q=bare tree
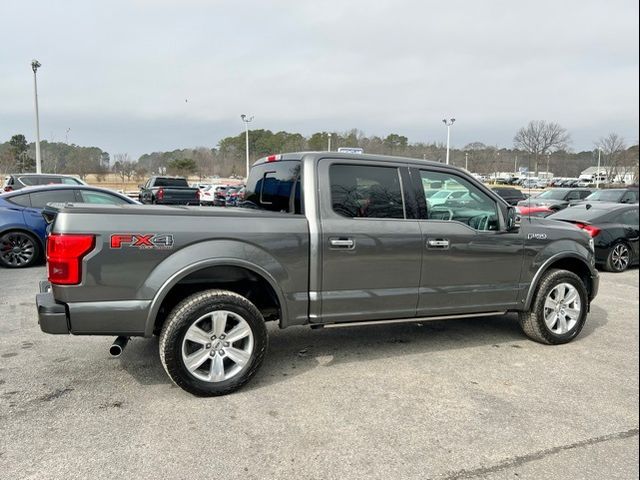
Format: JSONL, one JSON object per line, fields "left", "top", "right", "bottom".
{"left": 596, "top": 133, "right": 626, "bottom": 182}
{"left": 514, "top": 121, "right": 571, "bottom": 175}
{"left": 112, "top": 153, "right": 136, "bottom": 185}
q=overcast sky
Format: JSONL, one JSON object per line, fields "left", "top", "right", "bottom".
{"left": 1, "top": 0, "right": 638, "bottom": 158}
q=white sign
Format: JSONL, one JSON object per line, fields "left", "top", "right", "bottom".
{"left": 337, "top": 147, "right": 364, "bottom": 154}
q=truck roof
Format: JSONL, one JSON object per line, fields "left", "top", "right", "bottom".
{"left": 253, "top": 151, "right": 461, "bottom": 171}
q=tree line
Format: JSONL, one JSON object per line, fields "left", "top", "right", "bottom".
{"left": 1, "top": 121, "right": 637, "bottom": 182}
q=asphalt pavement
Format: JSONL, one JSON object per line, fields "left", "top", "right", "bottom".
{"left": 0, "top": 266, "right": 638, "bottom": 479}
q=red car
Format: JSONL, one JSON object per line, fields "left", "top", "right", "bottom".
{"left": 517, "top": 205, "right": 553, "bottom": 218}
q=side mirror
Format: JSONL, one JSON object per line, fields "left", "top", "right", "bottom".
{"left": 506, "top": 206, "right": 520, "bottom": 231}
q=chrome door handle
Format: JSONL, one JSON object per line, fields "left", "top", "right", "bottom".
{"left": 329, "top": 238, "right": 355, "bottom": 249}
{"left": 427, "top": 239, "right": 450, "bottom": 249}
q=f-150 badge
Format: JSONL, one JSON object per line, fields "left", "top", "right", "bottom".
{"left": 110, "top": 234, "right": 174, "bottom": 249}
{"left": 527, "top": 233, "right": 548, "bottom": 240}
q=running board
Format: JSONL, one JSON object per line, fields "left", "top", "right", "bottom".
{"left": 321, "top": 311, "right": 507, "bottom": 329}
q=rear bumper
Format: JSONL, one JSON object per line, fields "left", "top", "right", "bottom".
{"left": 36, "top": 281, "right": 70, "bottom": 334}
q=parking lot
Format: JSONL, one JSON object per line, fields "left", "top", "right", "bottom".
{"left": 0, "top": 266, "right": 638, "bottom": 479}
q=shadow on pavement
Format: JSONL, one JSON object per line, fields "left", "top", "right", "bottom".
{"left": 118, "top": 306, "right": 608, "bottom": 390}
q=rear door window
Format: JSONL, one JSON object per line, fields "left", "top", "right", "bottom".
{"left": 330, "top": 164, "right": 405, "bottom": 219}
{"left": 29, "top": 189, "right": 77, "bottom": 208}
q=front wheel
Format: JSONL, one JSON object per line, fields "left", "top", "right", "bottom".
{"left": 519, "top": 268, "right": 588, "bottom": 345}
{"left": 159, "top": 290, "right": 268, "bottom": 396}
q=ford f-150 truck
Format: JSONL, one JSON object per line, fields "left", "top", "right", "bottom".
{"left": 36, "top": 152, "right": 599, "bottom": 396}
{"left": 138, "top": 176, "right": 200, "bottom": 205}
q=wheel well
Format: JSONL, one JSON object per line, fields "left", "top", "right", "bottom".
{"left": 153, "top": 265, "right": 281, "bottom": 335}
{"left": 546, "top": 257, "right": 593, "bottom": 296}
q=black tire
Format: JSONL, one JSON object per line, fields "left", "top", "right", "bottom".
{"left": 519, "top": 268, "right": 588, "bottom": 345}
{"left": 0, "top": 231, "right": 41, "bottom": 268}
{"left": 159, "top": 289, "right": 268, "bottom": 396}
{"left": 604, "top": 241, "right": 631, "bottom": 273}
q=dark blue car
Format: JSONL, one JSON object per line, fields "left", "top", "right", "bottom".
{"left": 0, "top": 184, "right": 137, "bottom": 268}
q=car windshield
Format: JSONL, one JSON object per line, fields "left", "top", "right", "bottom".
{"left": 538, "top": 189, "right": 569, "bottom": 200}
{"left": 585, "top": 190, "right": 623, "bottom": 202}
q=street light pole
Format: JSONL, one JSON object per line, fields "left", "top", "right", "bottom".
{"left": 327, "top": 133, "right": 332, "bottom": 152}
{"left": 240, "top": 114, "right": 254, "bottom": 179}
{"left": 465, "top": 152, "right": 468, "bottom": 170}
{"left": 442, "top": 118, "right": 455, "bottom": 165}
{"left": 596, "top": 149, "right": 601, "bottom": 189}
{"left": 32, "top": 59, "right": 42, "bottom": 173}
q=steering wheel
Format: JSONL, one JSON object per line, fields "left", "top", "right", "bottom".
{"left": 430, "top": 207, "right": 454, "bottom": 221}
{"left": 470, "top": 214, "right": 490, "bottom": 231}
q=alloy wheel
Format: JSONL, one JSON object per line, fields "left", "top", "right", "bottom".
{"left": 543, "top": 282, "right": 582, "bottom": 335}
{"left": 611, "top": 244, "right": 630, "bottom": 272}
{"left": 181, "top": 310, "right": 254, "bottom": 383}
{"left": 0, "top": 233, "right": 36, "bottom": 267}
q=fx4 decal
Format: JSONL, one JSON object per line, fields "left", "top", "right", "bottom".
{"left": 110, "top": 234, "right": 174, "bottom": 249}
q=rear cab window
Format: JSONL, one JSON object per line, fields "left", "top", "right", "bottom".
{"left": 242, "top": 161, "right": 302, "bottom": 213}
{"left": 154, "top": 178, "right": 189, "bottom": 187}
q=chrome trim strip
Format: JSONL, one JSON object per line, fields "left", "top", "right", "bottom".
{"left": 322, "top": 311, "right": 506, "bottom": 328}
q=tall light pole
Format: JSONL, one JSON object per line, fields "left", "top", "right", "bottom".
{"left": 442, "top": 118, "right": 455, "bottom": 165}
{"left": 327, "top": 132, "right": 332, "bottom": 152}
{"left": 464, "top": 152, "right": 468, "bottom": 170}
{"left": 240, "top": 114, "right": 254, "bottom": 179}
{"left": 32, "top": 59, "right": 42, "bottom": 173}
{"left": 596, "top": 148, "right": 601, "bottom": 189}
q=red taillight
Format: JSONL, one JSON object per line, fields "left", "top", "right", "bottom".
{"left": 156, "top": 188, "right": 164, "bottom": 201}
{"left": 3, "top": 186, "right": 12, "bottom": 192}
{"left": 196, "top": 189, "right": 201, "bottom": 200}
{"left": 575, "top": 223, "right": 601, "bottom": 238}
{"left": 47, "top": 234, "right": 95, "bottom": 285}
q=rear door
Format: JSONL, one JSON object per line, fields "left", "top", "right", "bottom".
{"left": 414, "top": 167, "right": 524, "bottom": 316}
{"left": 318, "top": 159, "right": 422, "bottom": 323}
{"left": 618, "top": 208, "right": 640, "bottom": 260}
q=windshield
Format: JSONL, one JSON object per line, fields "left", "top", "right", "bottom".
{"left": 538, "top": 189, "right": 569, "bottom": 200}
{"left": 585, "top": 190, "right": 623, "bottom": 202}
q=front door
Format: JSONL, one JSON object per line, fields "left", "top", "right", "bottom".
{"left": 415, "top": 168, "right": 524, "bottom": 316}
{"left": 318, "top": 160, "right": 422, "bottom": 323}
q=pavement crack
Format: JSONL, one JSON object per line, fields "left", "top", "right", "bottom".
{"left": 436, "top": 427, "right": 639, "bottom": 480}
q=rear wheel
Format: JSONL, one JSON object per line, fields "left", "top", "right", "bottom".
{"left": 519, "top": 269, "right": 588, "bottom": 344}
{"left": 605, "top": 242, "right": 631, "bottom": 272}
{"left": 0, "top": 231, "right": 40, "bottom": 268}
{"left": 159, "top": 290, "right": 268, "bottom": 396}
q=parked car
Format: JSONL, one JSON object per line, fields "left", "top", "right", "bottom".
{"left": 428, "top": 189, "right": 467, "bottom": 206}
{"left": 199, "top": 185, "right": 217, "bottom": 206}
{"left": 224, "top": 186, "right": 246, "bottom": 207}
{"left": 535, "top": 179, "right": 549, "bottom": 189}
{"left": 139, "top": 177, "right": 200, "bottom": 205}
{"left": 0, "top": 185, "right": 137, "bottom": 268}
{"left": 549, "top": 203, "right": 639, "bottom": 272}
{"left": 37, "top": 152, "right": 599, "bottom": 396}
{"left": 3, "top": 173, "right": 86, "bottom": 192}
{"left": 491, "top": 187, "right": 527, "bottom": 206}
{"left": 521, "top": 178, "right": 539, "bottom": 189}
{"left": 569, "top": 187, "right": 639, "bottom": 206}
{"left": 518, "top": 188, "right": 593, "bottom": 211}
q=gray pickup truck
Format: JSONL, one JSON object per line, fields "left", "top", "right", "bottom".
{"left": 36, "top": 152, "right": 599, "bottom": 396}
{"left": 138, "top": 176, "right": 200, "bottom": 205}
